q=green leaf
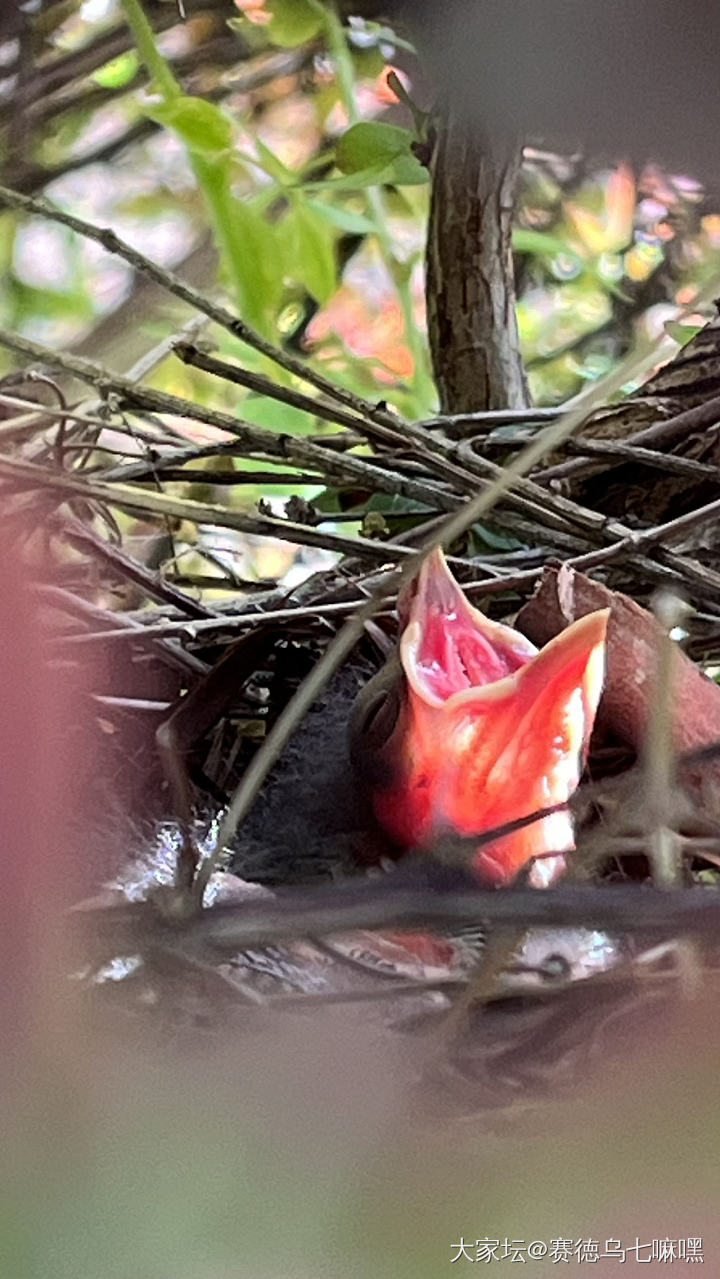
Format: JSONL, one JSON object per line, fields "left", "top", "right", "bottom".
{"left": 468, "top": 523, "right": 524, "bottom": 553}
{"left": 147, "top": 96, "right": 232, "bottom": 157}
{"left": 311, "top": 162, "right": 428, "bottom": 192}
{"left": 266, "top": 0, "right": 324, "bottom": 46}
{"left": 223, "top": 196, "right": 285, "bottom": 332}
{"left": 304, "top": 199, "right": 376, "bottom": 235}
{"left": 93, "top": 50, "right": 139, "bottom": 89}
{"left": 254, "top": 138, "right": 294, "bottom": 184}
{"left": 665, "top": 321, "right": 704, "bottom": 347}
{"left": 311, "top": 486, "right": 342, "bottom": 514}
{"left": 242, "top": 397, "right": 315, "bottom": 435}
{"left": 355, "top": 491, "right": 435, "bottom": 535}
{"left": 513, "top": 228, "right": 577, "bottom": 257}
{"left": 286, "top": 202, "right": 336, "bottom": 304}
{"left": 335, "top": 122, "right": 427, "bottom": 185}
{"left": 366, "top": 492, "right": 430, "bottom": 515}
{"left": 304, "top": 166, "right": 395, "bottom": 193}
{"left": 336, "top": 122, "right": 407, "bottom": 173}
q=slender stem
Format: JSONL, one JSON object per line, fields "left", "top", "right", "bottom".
{"left": 0, "top": 452, "right": 417, "bottom": 564}
{"left": 120, "top": 0, "right": 258, "bottom": 323}
{"left": 644, "top": 591, "right": 685, "bottom": 887}
{"left": 323, "top": 4, "right": 434, "bottom": 413}
{"left": 120, "top": 0, "right": 179, "bottom": 100}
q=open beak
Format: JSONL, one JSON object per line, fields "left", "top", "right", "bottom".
{"left": 363, "top": 549, "right": 608, "bottom": 886}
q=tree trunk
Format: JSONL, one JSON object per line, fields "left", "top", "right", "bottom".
{"left": 425, "top": 104, "right": 528, "bottom": 414}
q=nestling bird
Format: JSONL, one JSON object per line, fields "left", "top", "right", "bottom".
{"left": 80, "top": 554, "right": 615, "bottom": 1005}
{"left": 350, "top": 549, "right": 609, "bottom": 886}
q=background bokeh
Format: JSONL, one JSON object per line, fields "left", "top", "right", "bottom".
{"left": 2, "top": 3, "right": 720, "bottom": 1275}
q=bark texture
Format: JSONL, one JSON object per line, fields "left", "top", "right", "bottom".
{"left": 425, "top": 105, "right": 528, "bottom": 413}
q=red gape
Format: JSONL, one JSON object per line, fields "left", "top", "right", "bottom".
{"left": 366, "top": 550, "right": 608, "bottom": 887}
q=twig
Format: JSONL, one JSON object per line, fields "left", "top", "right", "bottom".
{"left": 0, "top": 392, "right": 135, "bottom": 439}
{"left": 76, "top": 872, "right": 720, "bottom": 960}
{"left": 0, "top": 184, "right": 409, "bottom": 429}
{"left": 643, "top": 591, "right": 687, "bottom": 886}
{"left": 60, "top": 517, "right": 217, "bottom": 620}
{"left": 0, "top": 453, "right": 418, "bottom": 564}
{"left": 142, "top": 468, "right": 326, "bottom": 486}
{"left": 34, "top": 581, "right": 209, "bottom": 677}
{"left": 562, "top": 435, "right": 720, "bottom": 482}
{"left": 0, "top": 326, "right": 459, "bottom": 514}
{"left": 55, "top": 599, "right": 365, "bottom": 646}
{"left": 416, "top": 406, "right": 560, "bottom": 437}
{"left": 172, "top": 340, "right": 410, "bottom": 447}
{"left": 534, "top": 393, "right": 720, "bottom": 483}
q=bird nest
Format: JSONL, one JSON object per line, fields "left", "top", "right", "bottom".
{"left": 4, "top": 195, "right": 720, "bottom": 1116}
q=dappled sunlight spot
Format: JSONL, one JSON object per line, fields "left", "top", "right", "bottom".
{"left": 701, "top": 213, "right": 720, "bottom": 247}
{"left": 256, "top": 94, "right": 320, "bottom": 170}
{"left": 306, "top": 236, "right": 424, "bottom": 383}
{"left": 639, "top": 301, "right": 682, "bottom": 337}
{"left": 528, "top": 360, "right": 585, "bottom": 406}
{"left": 308, "top": 284, "right": 414, "bottom": 381}
{"left": 159, "top": 412, "right": 235, "bottom": 446}
{"left": 518, "top": 281, "right": 611, "bottom": 365}
{"left": 565, "top": 163, "right": 636, "bottom": 256}
{"left": 624, "top": 240, "right": 664, "bottom": 282}
{"left": 233, "top": 0, "right": 270, "bottom": 24}
{"left": 187, "top": 527, "right": 338, "bottom": 589}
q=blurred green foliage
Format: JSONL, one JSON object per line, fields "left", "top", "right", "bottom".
{"left": 4, "top": 0, "right": 719, "bottom": 418}
{"left": 3, "top": 997, "right": 720, "bottom": 1279}
{"left": 1, "top": 0, "right": 720, "bottom": 552}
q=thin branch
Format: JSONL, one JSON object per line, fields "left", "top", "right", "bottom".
{"left": 563, "top": 435, "right": 720, "bottom": 482}
{"left": 534, "top": 393, "right": 720, "bottom": 484}
{"left": 55, "top": 599, "right": 366, "bottom": 647}
{"left": 76, "top": 871, "right": 720, "bottom": 960}
{"left": 172, "top": 339, "right": 410, "bottom": 447}
{"left": 416, "top": 406, "right": 560, "bottom": 438}
{"left": 60, "top": 517, "right": 218, "bottom": 620}
{"left": 0, "top": 184, "right": 408, "bottom": 429}
{"left": 0, "top": 327, "right": 459, "bottom": 512}
{"left": 34, "top": 581, "right": 209, "bottom": 677}
{"left": 0, "top": 454, "right": 417, "bottom": 564}
{"left": 143, "top": 468, "right": 326, "bottom": 486}
{"left": 0, "top": 392, "right": 135, "bottom": 439}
